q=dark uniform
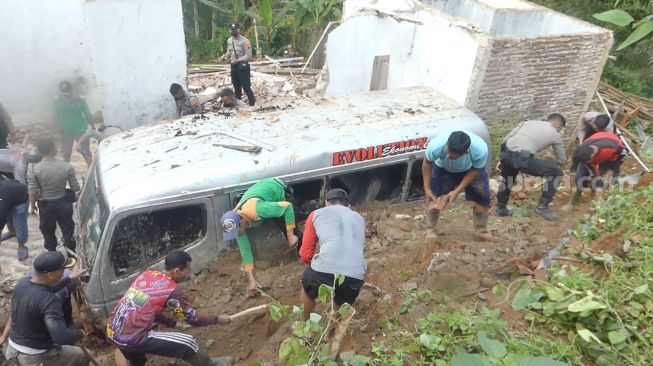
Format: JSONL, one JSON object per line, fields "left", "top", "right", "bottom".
{"left": 225, "top": 34, "right": 255, "bottom": 106}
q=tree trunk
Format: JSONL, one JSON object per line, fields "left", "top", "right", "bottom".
{"left": 193, "top": 0, "right": 200, "bottom": 38}
{"left": 244, "top": 0, "right": 253, "bottom": 30}
{"left": 211, "top": 9, "right": 217, "bottom": 39}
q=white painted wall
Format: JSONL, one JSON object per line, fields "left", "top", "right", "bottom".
{"left": 0, "top": 0, "right": 186, "bottom": 128}
{"left": 0, "top": 0, "right": 99, "bottom": 125}
{"left": 83, "top": 0, "right": 187, "bottom": 127}
{"left": 325, "top": 14, "right": 479, "bottom": 106}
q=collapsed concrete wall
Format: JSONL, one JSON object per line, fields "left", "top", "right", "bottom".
{"left": 0, "top": 0, "right": 186, "bottom": 129}
{"left": 327, "top": 0, "right": 613, "bottom": 133}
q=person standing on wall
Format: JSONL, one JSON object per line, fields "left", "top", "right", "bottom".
{"left": 27, "top": 138, "right": 80, "bottom": 253}
{"left": 54, "top": 81, "right": 94, "bottom": 162}
{"left": 220, "top": 23, "right": 256, "bottom": 106}
{"left": 0, "top": 102, "right": 15, "bottom": 149}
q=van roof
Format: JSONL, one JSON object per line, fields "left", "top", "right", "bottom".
{"left": 96, "top": 86, "right": 489, "bottom": 211}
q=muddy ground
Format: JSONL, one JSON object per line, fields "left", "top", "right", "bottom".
{"left": 75, "top": 185, "right": 597, "bottom": 365}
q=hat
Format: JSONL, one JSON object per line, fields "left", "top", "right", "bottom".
{"left": 229, "top": 23, "right": 239, "bottom": 29}
{"left": 325, "top": 188, "right": 349, "bottom": 203}
{"left": 33, "top": 251, "right": 76, "bottom": 273}
{"left": 220, "top": 211, "right": 241, "bottom": 241}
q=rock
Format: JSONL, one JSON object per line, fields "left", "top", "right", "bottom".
{"left": 359, "top": 324, "right": 369, "bottom": 332}
{"left": 255, "top": 260, "right": 271, "bottom": 270}
{"left": 399, "top": 221, "right": 412, "bottom": 232}
{"left": 206, "top": 338, "right": 216, "bottom": 348}
{"left": 459, "top": 254, "right": 476, "bottom": 264}
{"left": 395, "top": 214, "right": 412, "bottom": 220}
{"left": 414, "top": 214, "right": 424, "bottom": 222}
{"left": 402, "top": 281, "right": 418, "bottom": 292}
{"left": 356, "top": 290, "right": 376, "bottom": 307}
{"left": 382, "top": 294, "right": 392, "bottom": 302}
{"left": 480, "top": 278, "right": 496, "bottom": 288}
{"left": 431, "top": 293, "right": 445, "bottom": 303}
{"left": 532, "top": 236, "right": 548, "bottom": 245}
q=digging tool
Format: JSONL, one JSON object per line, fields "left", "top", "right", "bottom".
{"left": 596, "top": 91, "right": 651, "bottom": 185}
{"left": 228, "top": 304, "right": 269, "bottom": 321}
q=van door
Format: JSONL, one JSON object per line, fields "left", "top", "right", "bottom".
{"left": 99, "top": 197, "right": 216, "bottom": 314}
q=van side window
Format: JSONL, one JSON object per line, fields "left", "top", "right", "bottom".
{"left": 288, "top": 179, "right": 324, "bottom": 223}
{"left": 328, "top": 163, "right": 407, "bottom": 206}
{"left": 407, "top": 159, "right": 426, "bottom": 201}
{"left": 109, "top": 205, "right": 207, "bottom": 276}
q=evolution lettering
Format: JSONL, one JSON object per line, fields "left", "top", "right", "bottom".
{"left": 332, "top": 137, "right": 428, "bottom": 166}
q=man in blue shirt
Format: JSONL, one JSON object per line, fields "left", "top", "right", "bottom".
{"left": 422, "top": 131, "right": 493, "bottom": 241}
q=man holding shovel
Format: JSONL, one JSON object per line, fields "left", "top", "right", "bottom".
{"left": 422, "top": 131, "right": 492, "bottom": 241}
{"left": 106, "top": 250, "right": 233, "bottom": 366}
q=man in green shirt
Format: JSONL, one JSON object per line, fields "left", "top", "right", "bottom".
{"left": 220, "top": 178, "right": 299, "bottom": 295}
{"left": 54, "top": 81, "right": 94, "bottom": 162}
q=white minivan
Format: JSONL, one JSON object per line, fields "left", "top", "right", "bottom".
{"left": 76, "top": 86, "right": 492, "bottom": 317}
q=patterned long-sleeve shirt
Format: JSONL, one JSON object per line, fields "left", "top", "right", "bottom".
{"left": 106, "top": 270, "right": 219, "bottom": 346}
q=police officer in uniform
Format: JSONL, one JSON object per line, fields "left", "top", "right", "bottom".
{"left": 221, "top": 23, "right": 255, "bottom": 106}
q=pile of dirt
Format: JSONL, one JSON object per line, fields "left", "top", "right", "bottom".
{"left": 82, "top": 194, "right": 587, "bottom": 365}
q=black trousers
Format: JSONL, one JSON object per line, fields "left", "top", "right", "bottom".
{"left": 497, "top": 150, "right": 562, "bottom": 205}
{"left": 38, "top": 198, "right": 76, "bottom": 252}
{"left": 120, "top": 331, "right": 200, "bottom": 366}
{"left": 230, "top": 63, "right": 255, "bottom": 106}
{"left": 0, "top": 125, "right": 8, "bottom": 149}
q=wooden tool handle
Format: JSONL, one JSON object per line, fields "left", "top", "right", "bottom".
{"left": 229, "top": 304, "right": 269, "bottom": 321}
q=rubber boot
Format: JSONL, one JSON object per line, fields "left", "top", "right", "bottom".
{"left": 425, "top": 209, "right": 439, "bottom": 243}
{"left": 187, "top": 351, "right": 234, "bottom": 366}
{"left": 533, "top": 198, "right": 561, "bottom": 221}
{"left": 561, "top": 190, "right": 581, "bottom": 212}
{"left": 473, "top": 211, "right": 494, "bottom": 241}
{"left": 495, "top": 202, "right": 512, "bottom": 217}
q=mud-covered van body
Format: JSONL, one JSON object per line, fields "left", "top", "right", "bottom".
{"left": 77, "top": 86, "right": 491, "bottom": 317}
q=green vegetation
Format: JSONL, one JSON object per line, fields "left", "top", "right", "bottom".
{"left": 515, "top": 184, "right": 653, "bottom": 366}
{"left": 531, "top": 0, "right": 653, "bottom": 98}
{"left": 181, "top": 0, "right": 343, "bottom": 64}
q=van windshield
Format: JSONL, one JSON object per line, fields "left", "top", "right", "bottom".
{"left": 79, "top": 166, "right": 109, "bottom": 269}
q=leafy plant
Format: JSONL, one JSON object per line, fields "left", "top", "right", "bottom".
{"left": 269, "top": 273, "right": 359, "bottom": 366}
{"left": 594, "top": 9, "right": 653, "bottom": 50}
{"left": 516, "top": 185, "right": 653, "bottom": 365}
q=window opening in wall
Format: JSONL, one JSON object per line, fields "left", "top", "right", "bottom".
{"left": 110, "top": 205, "right": 207, "bottom": 276}
{"left": 407, "top": 159, "right": 426, "bottom": 201}
{"left": 328, "top": 163, "right": 407, "bottom": 206}
{"left": 287, "top": 179, "right": 324, "bottom": 223}
{"left": 370, "top": 55, "right": 390, "bottom": 91}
